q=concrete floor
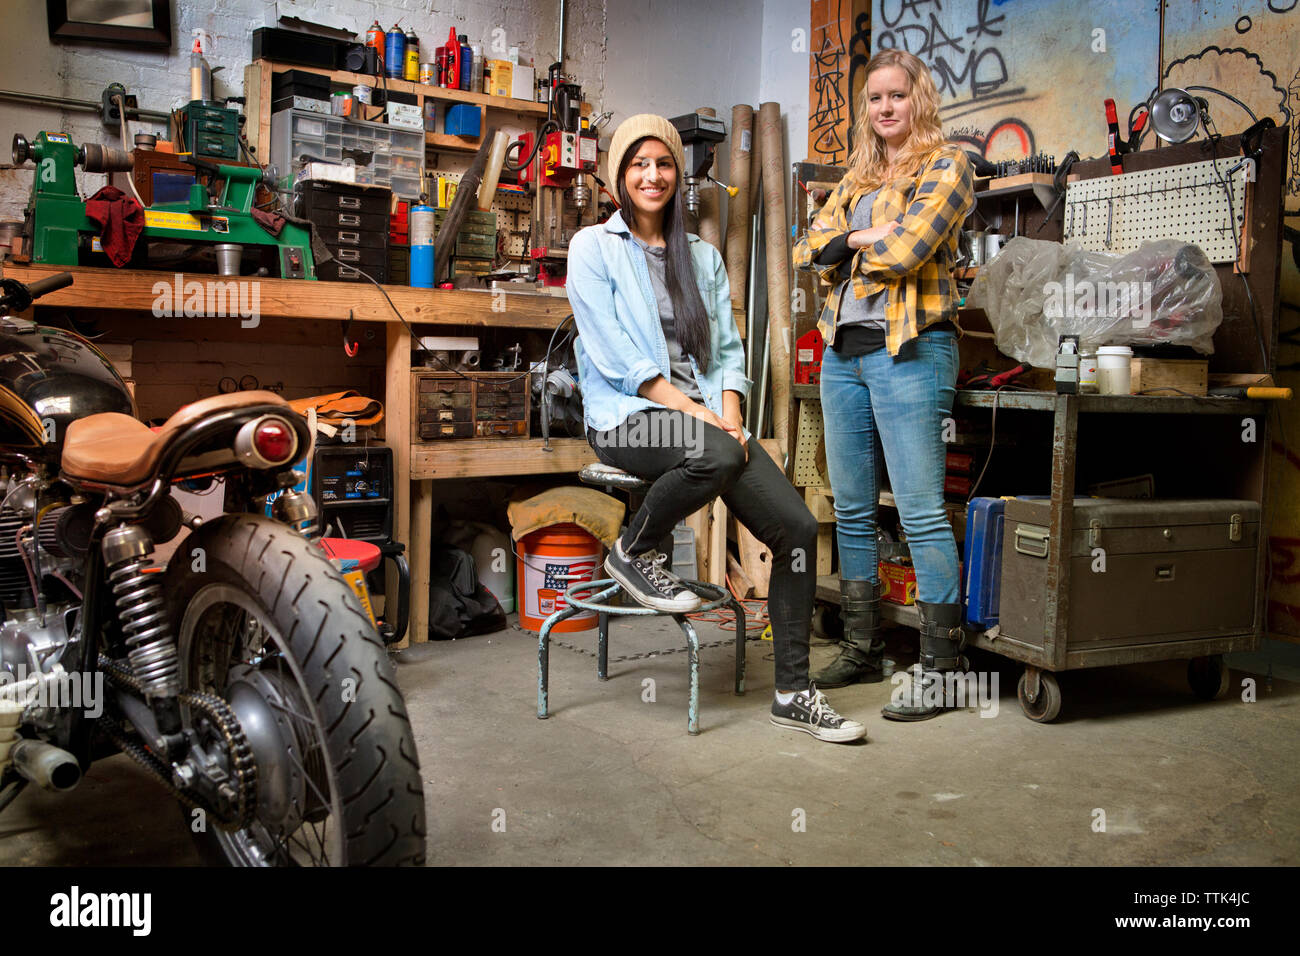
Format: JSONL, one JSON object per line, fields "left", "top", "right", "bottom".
{"left": 2, "top": 615, "right": 1297, "bottom": 866}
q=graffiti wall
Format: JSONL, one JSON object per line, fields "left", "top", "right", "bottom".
{"left": 808, "top": 0, "right": 872, "bottom": 165}
{"left": 870, "top": 0, "right": 1161, "bottom": 165}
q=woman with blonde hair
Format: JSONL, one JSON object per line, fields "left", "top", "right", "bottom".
{"left": 793, "top": 49, "right": 974, "bottom": 720}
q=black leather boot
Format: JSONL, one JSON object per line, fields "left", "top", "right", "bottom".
{"left": 881, "top": 600, "right": 965, "bottom": 721}
{"left": 811, "top": 580, "right": 886, "bottom": 688}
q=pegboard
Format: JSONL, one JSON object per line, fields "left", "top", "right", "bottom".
{"left": 793, "top": 398, "right": 828, "bottom": 487}
{"left": 426, "top": 167, "right": 534, "bottom": 260}
{"left": 1063, "top": 157, "right": 1249, "bottom": 263}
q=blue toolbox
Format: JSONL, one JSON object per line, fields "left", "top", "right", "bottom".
{"left": 963, "top": 497, "right": 1006, "bottom": 628}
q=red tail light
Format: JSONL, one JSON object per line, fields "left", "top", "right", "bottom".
{"left": 235, "top": 415, "right": 298, "bottom": 468}
{"left": 253, "top": 419, "right": 294, "bottom": 463}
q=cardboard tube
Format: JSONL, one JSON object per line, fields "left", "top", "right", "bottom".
{"left": 725, "top": 105, "right": 754, "bottom": 312}
{"left": 758, "top": 102, "right": 791, "bottom": 453}
{"left": 477, "top": 130, "right": 510, "bottom": 211}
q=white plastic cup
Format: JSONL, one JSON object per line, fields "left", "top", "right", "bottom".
{"left": 1097, "top": 345, "right": 1133, "bottom": 395}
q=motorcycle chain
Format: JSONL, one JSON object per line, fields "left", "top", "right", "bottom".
{"left": 97, "top": 654, "right": 258, "bottom": 831}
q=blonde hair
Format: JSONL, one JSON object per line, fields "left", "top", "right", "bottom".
{"left": 847, "top": 49, "right": 946, "bottom": 191}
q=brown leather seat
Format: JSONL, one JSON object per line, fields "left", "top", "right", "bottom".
{"left": 62, "top": 390, "right": 290, "bottom": 486}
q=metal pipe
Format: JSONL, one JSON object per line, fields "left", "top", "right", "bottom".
{"left": 558, "top": 0, "right": 566, "bottom": 69}
{"left": 0, "top": 88, "right": 170, "bottom": 123}
{"left": 11, "top": 739, "right": 82, "bottom": 792}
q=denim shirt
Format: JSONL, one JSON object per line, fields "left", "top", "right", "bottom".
{"left": 567, "top": 209, "right": 752, "bottom": 434}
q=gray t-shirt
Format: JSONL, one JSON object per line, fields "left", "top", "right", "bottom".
{"left": 634, "top": 237, "right": 703, "bottom": 402}
{"left": 837, "top": 188, "right": 888, "bottom": 331}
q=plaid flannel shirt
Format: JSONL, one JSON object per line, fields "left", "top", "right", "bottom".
{"left": 793, "top": 144, "right": 975, "bottom": 355}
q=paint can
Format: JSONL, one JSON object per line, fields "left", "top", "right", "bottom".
{"left": 419, "top": 62, "right": 435, "bottom": 84}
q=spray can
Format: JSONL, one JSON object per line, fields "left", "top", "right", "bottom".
{"left": 365, "top": 20, "right": 384, "bottom": 56}
{"left": 403, "top": 28, "right": 420, "bottom": 82}
{"left": 459, "top": 35, "right": 472, "bottom": 90}
{"left": 410, "top": 203, "right": 435, "bottom": 288}
{"left": 190, "top": 37, "right": 212, "bottom": 102}
{"left": 384, "top": 24, "right": 406, "bottom": 79}
{"left": 444, "top": 27, "right": 461, "bottom": 90}
{"left": 435, "top": 47, "right": 446, "bottom": 87}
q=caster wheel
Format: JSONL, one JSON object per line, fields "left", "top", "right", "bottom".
{"left": 1187, "top": 655, "right": 1231, "bottom": 701}
{"left": 1017, "top": 670, "right": 1062, "bottom": 722}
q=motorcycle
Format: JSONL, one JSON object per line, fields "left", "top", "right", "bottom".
{"left": 0, "top": 272, "right": 425, "bottom": 865}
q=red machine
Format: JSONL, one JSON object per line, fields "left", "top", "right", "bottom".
{"left": 795, "top": 328, "right": 824, "bottom": 385}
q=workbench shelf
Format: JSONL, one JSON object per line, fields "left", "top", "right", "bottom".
{"left": 4, "top": 261, "right": 583, "bottom": 647}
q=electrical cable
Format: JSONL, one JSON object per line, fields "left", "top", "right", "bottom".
{"left": 1206, "top": 121, "right": 1270, "bottom": 370}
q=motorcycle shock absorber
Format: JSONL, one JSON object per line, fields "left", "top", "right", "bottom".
{"left": 101, "top": 524, "right": 182, "bottom": 736}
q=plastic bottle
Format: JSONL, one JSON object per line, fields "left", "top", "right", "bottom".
{"left": 189, "top": 37, "right": 211, "bottom": 102}
{"left": 444, "top": 27, "right": 460, "bottom": 90}
{"left": 471, "top": 45, "right": 484, "bottom": 93}
{"left": 459, "top": 35, "right": 472, "bottom": 90}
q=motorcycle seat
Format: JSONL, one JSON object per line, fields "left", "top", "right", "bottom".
{"left": 61, "top": 390, "right": 290, "bottom": 486}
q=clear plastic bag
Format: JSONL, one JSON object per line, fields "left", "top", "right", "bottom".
{"left": 966, "top": 237, "right": 1223, "bottom": 369}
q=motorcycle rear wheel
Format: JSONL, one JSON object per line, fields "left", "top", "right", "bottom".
{"left": 166, "top": 515, "right": 426, "bottom": 866}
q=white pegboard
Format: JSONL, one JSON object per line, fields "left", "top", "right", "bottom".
{"left": 1063, "top": 158, "right": 1249, "bottom": 263}
{"left": 425, "top": 167, "right": 534, "bottom": 260}
{"left": 793, "top": 398, "right": 827, "bottom": 487}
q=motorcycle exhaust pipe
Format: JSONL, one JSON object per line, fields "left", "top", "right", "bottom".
{"left": 10, "top": 739, "right": 82, "bottom": 792}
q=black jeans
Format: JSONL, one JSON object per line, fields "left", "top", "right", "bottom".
{"left": 588, "top": 410, "right": 817, "bottom": 690}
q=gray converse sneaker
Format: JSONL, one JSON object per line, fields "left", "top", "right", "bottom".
{"left": 605, "top": 540, "right": 703, "bottom": 613}
{"left": 770, "top": 685, "right": 867, "bottom": 743}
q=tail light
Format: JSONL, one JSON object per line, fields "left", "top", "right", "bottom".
{"left": 235, "top": 415, "right": 299, "bottom": 468}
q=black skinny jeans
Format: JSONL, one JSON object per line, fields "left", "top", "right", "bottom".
{"left": 588, "top": 409, "right": 818, "bottom": 690}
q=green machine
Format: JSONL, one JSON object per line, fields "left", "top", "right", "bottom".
{"left": 12, "top": 130, "right": 315, "bottom": 279}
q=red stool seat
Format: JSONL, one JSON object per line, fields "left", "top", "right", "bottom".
{"left": 320, "top": 538, "right": 383, "bottom": 574}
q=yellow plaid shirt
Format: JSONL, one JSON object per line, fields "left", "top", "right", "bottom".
{"left": 793, "top": 144, "right": 975, "bottom": 355}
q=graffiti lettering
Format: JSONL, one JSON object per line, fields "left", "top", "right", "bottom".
{"left": 876, "top": 0, "right": 1011, "bottom": 101}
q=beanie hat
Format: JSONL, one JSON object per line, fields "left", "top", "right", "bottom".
{"left": 606, "top": 114, "right": 687, "bottom": 186}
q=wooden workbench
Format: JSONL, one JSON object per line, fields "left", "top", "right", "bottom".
{"left": 4, "top": 263, "right": 596, "bottom": 643}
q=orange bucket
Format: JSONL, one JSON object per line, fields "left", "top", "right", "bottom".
{"left": 516, "top": 523, "right": 603, "bottom": 632}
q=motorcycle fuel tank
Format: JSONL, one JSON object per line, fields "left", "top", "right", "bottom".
{"left": 0, "top": 320, "right": 135, "bottom": 463}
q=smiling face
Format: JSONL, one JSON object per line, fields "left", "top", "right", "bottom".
{"left": 867, "top": 64, "right": 914, "bottom": 157}
{"left": 621, "top": 138, "right": 677, "bottom": 221}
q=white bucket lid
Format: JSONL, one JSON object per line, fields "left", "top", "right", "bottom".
{"left": 1097, "top": 345, "right": 1133, "bottom": 355}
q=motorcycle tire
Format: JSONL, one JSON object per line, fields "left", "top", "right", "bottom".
{"left": 164, "top": 514, "right": 426, "bottom": 866}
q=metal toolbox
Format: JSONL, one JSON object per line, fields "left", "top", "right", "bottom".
{"left": 1000, "top": 497, "right": 1260, "bottom": 649}
{"left": 296, "top": 181, "right": 391, "bottom": 284}
{"left": 412, "top": 371, "right": 530, "bottom": 441}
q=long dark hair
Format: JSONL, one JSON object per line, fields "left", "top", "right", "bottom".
{"left": 617, "top": 137, "right": 711, "bottom": 374}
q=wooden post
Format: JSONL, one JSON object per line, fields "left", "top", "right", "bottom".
{"left": 808, "top": 0, "right": 872, "bottom": 167}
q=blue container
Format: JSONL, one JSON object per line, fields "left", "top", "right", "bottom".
{"left": 384, "top": 25, "right": 406, "bottom": 79}
{"left": 963, "top": 497, "right": 1006, "bottom": 628}
{"left": 444, "top": 102, "right": 481, "bottom": 136}
{"left": 409, "top": 203, "right": 435, "bottom": 287}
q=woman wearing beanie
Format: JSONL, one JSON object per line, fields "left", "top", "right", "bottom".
{"left": 567, "top": 114, "right": 865, "bottom": 743}
{"left": 793, "top": 50, "right": 975, "bottom": 720}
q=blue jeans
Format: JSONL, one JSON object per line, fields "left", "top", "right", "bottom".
{"left": 820, "top": 330, "right": 961, "bottom": 603}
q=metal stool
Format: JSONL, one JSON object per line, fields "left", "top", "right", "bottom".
{"left": 535, "top": 463, "right": 747, "bottom": 735}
